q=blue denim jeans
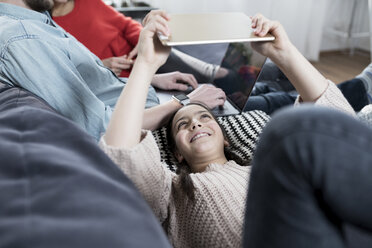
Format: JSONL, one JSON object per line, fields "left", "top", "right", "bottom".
{"left": 243, "top": 106, "right": 372, "bottom": 248}
{"left": 244, "top": 78, "right": 369, "bottom": 115}
{"left": 337, "top": 78, "right": 369, "bottom": 112}
{"left": 244, "top": 82, "right": 297, "bottom": 114}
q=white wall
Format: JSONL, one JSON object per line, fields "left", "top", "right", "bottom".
{"left": 268, "top": 0, "right": 329, "bottom": 61}
{"left": 145, "top": 0, "right": 329, "bottom": 61}
{"left": 147, "top": 0, "right": 271, "bottom": 16}
{"left": 320, "top": 0, "right": 370, "bottom": 52}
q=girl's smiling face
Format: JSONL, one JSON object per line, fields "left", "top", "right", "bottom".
{"left": 171, "top": 104, "right": 226, "bottom": 172}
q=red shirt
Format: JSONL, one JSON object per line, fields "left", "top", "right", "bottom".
{"left": 53, "top": 0, "right": 142, "bottom": 77}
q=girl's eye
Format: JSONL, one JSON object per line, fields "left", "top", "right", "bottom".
{"left": 177, "top": 121, "right": 187, "bottom": 130}
{"left": 201, "top": 114, "right": 211, "bottom": 120}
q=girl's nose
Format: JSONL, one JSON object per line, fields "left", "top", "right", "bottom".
{"left": 191, "top": 121, "right": 202, "bottom": 130}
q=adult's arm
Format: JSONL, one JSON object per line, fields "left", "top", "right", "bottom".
{"left": 1, "top": 38, "right": 107, "bottom": 139}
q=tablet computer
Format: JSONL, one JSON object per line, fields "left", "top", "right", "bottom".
{"left": 158, "top": 12, "right": 275, "bottom": 46}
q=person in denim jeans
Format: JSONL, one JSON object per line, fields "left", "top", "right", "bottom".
{"left": 243, "top": 105, "right": 372, "bottom": 248}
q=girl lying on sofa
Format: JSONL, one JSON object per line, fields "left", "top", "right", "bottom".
{"left": 98, "top": 10, "right": 356, "bottom": 248}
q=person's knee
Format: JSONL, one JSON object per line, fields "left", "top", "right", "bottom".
{"left": 251, "top": 106, "right": 329, "bottom": 190}
{"left": 254, "top": 105, "right": 352, "bottom": 165}
{"left": 263, "top": 105, "right": 352, "bottom": 138}
{"left": 258, "top": 105, "right": 321, "bottom": 144}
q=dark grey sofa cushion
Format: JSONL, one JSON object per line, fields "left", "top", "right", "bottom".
{"left": 0, "top": 83, "right": 170, "bottom": 248}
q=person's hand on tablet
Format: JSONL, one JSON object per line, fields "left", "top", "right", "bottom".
{"left": 250, "top": 13, "right": 293, "bottom": 61}
{"left": 250, "top": 13, "right": 329, "bottom": 103}
{"left": 187, "top": 84, "right": 226, "bottom": 109}
{"left": 151, "top": 72, "right": 198, "bottom": 91}
{"left": 136, "top": 10, "right": 171, "bottom": 70}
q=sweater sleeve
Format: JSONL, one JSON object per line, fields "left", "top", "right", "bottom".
{"left": 99, "top": 130, "right": 175, "bottom": 222}
{"left": 294, "top": 80, "right": 356, "bottom": 116}
{"left": 119, "top": 16, "right": 142, "bottom": 47}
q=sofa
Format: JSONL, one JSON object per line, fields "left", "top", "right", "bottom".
{"left": 1, "top": 80, "right": 372, "bottom": 247}
{"left": 0, "top": 81, "right": 170, "bottom": 247}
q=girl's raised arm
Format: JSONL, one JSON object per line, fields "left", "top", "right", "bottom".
{"left": 251, "top": 14, "right": 328, "bottom": 102}
{"left": 104, "top": 10, "right": 171, "bottom": 148}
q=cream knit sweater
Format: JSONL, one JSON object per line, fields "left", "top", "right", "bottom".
{"left": 294, "top": 80, "right": 355, "bottom": 116}
{"left": 100, "top": 132, "right": 250, "bottom": 248}
{"left": 99, "top": 81, "right": 355, "bottom": 248}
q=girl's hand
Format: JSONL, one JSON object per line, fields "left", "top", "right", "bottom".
{"left": 250, "top": 14, "right": 293, "bottom": 62}
{"left": 136, "top": 10, "right": 171, "bottom": 70}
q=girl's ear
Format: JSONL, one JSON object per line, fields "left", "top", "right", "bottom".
{"left": 174, "top": 150, "right": 184, "bottom": 163}
{"left": 224, "top": 139, "right": 230, "bottom": 147}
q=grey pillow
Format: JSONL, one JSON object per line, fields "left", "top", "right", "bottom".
{"left": 152, "top": 110, "right": 271, "bottom": 171}
{"left": 0, "top": 82, "right": 171, "bottom": 248}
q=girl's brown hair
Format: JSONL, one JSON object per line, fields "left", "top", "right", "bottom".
{"left": 166, "top": 102, "right": 248, "bottom": 202}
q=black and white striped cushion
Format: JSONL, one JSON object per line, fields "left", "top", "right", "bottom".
{"left": 152, "top": 110, "right": 271, "bottom": 171}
